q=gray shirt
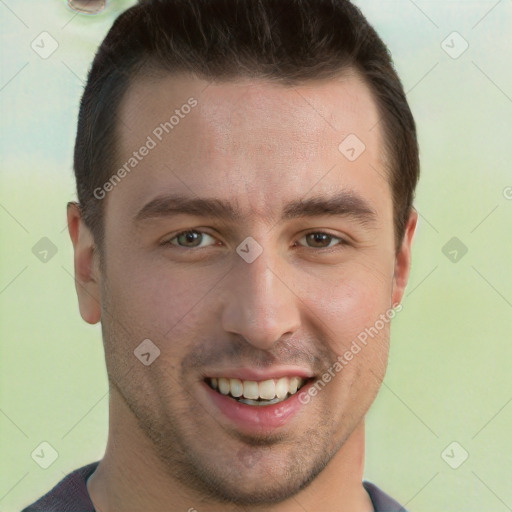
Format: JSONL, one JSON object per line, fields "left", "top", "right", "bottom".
{"left": 21, "top": 461, "right": 407, "bottom": 512}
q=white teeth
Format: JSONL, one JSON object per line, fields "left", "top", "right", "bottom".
{"left": 208, "top": 376, "right": 307, "bottom": 402}
{"left": 275, "top": 377, "right": 289, "bottom": 399}
{"left": 258, "top": 379, "right": 276, "bottom": 400}
{"left": 218, "top": 377, "right": 230, "bottom": 395}
{"left": 238, "top": 397, "right": 283, "bottom": 406}
{"left": 229, "top": 378, "right": 243, "bottom": 397}
{"left": 289, "top": 376, "right": 300, "bottom": 394}
{"left": 243, "top": 380, "right": 259, "bottom": 399}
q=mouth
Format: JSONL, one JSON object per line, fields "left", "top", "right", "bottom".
{"left": 205, "top": 376, "right": 313, "bottom": 406}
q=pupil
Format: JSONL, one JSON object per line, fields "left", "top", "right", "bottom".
{"left": 309, "top": 233, "right": 329, "bottom": 247}
{"left": 180, "top": 231, "right": 200, "bottom": 246}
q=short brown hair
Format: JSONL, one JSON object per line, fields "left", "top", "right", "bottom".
{"left": 74, "top": 0, "right": 419, "bottom": 252}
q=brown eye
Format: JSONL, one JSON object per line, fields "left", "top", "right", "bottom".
{"left": 298, "top": 232, "right": 345, "bottom": 249}
{"left": 166, "top": 230, "right": 216, "bottom": 248}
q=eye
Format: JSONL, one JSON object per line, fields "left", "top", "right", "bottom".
{"left": 296, "top": 231, "right": 346, "bottom": 250}
{"left": 162, "top": 229, "right": 347, "bottom": 251}
{"left": 164, "top": 230, "right": 218, "bottom": 249}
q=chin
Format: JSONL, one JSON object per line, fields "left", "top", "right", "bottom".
{"left": 198, "top": 472, "right": 315, "bottom": 506}
{"left": 179, "top": 445, "right": 331, "bottom": 506}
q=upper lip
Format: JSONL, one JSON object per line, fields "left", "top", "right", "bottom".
{"left": 204, "top": 367, "right": 315, "bottom": 381}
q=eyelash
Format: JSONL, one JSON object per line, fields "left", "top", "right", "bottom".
{"left": 162, "top": 229, "right": 348, "bottom": 252}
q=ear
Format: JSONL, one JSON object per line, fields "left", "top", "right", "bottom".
{"left": 67, "top": 202, "right": 102, "bottom": 324}
{"left": 391, "top": 208, "right": 418, "bottom": 306}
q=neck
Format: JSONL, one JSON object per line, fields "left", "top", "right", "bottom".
{"left": 87, "top": 388, "right": 374, "bottom": 512}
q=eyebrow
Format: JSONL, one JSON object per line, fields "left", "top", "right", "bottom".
{"left": 133, "top": 191, "right": 378, "bottom": 227}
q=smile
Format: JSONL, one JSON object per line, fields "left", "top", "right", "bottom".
{"left": 205, "top": 376, "right": 311, "bottom": 406}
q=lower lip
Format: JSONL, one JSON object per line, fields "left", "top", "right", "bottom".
{"left": 203, "top": 380, "right": 313, "bottom": 433}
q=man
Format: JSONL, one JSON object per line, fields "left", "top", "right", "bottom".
{"left": 22, "top": 0, "right": 418, "bottom": 510}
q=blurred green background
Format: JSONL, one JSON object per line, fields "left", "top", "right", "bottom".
{"left": 1, "top": 1, "right": 511, "bottom": 510}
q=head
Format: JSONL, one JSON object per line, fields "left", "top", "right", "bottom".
{"left": 68, "top": 0, "right": 419, "bottom": 506}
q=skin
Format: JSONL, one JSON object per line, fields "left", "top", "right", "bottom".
{"left": 67, "top": 70, "right": 417, "bottom": 512}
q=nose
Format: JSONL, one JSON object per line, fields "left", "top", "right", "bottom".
{"left": 221, "top": 250, "right": 301, "bottom": 350}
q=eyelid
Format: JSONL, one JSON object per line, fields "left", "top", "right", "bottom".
{"left": 162, "top": 229, "right": 218, "bottom": 248}
{"left": 162, "top": 228, "right": 349, "bottom": 251}
{"left": 297, "top": 230, "right": 348, "bottom": 249}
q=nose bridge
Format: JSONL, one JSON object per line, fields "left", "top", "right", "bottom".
{"left": 221, "top": 248, "right": 301, "bottom": 350}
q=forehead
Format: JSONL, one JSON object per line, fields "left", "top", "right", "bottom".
{"left": 112, "top": 71, "right": 389, "bottom": 225}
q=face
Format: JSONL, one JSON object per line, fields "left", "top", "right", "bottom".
{"left": 71, "top": 71, "right": 416, "bottom": 505}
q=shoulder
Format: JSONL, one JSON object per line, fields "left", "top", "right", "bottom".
{"left": 363, "top": 481, "right": 408, "bottom": 512}
{"left": 21, "top": 461, "right": 99, "bottom": 512}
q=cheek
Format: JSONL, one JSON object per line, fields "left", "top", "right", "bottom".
{"left": 300, "top": 258, "right": 394, "bottom": 350}
{"left": 108, "top": 261, "right": 224, "bottom": 341}
{"left": 106, "top": 241, "right": 394, "bottom": 348}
